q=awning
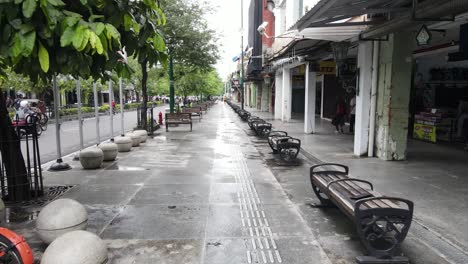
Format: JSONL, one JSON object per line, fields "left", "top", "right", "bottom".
{"left": 292, "top": 0, "right": 413, "bottom": 31}
{"left": 272, "top": 25, "right": 367, "bottom": 57}
{"left": 292, "top": 0, "right": 468, "bottom": 40}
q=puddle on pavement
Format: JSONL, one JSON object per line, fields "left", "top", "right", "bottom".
{"left": 3, "top": 207, "right": 40, "bottom": 223}
{"left": 105, "top": 164, "right": 148, "bottom": 171}
{"left": 2, "top": 186, "right": 74, "bottom": 223}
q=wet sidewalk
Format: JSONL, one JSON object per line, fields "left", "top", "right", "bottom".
{"left": 5, "top": 102, "right": 332, "bottom": 263}
{"left": 241, "top": 104, "right": 468, "bottom": 264}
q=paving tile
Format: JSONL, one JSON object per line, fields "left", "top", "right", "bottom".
{"left": 61, "top": 184, "right": 141, "bottom": 205}
{"left": 129, "top": 184, "right": 210, "bottom": 205}
{"left": 209, "top": 183, "right": 239, "bottom": 204}
{"left": 101, "top": 204, "right": 208, "bottom": 239}
{"left": 107, "top": 239, "right": 203, "bottom": 264}
{"left": 205, "top": 204, "right": 243, "bottom": 238}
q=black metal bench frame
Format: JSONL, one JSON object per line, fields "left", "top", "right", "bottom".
{"left": 247, "top": 116, "right": 263, "bottom": 130}
{"left": 276, "top": 137, "right": 301, "bottom": 162}
{"left": 253, "top": 122, "right": 272, "bottom": 137}
{"left": 310, "top": 163, "right": 414, "bottom": 264}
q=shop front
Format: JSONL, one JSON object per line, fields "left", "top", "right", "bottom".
{"left": 410, "top": 20, "right": 468, "bottom": 149}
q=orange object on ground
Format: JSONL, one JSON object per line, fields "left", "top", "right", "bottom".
{"left": 0, "top": 227, "right": 34, "bottom": 264}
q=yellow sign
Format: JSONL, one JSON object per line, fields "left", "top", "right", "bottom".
{"left": 318, "top": 61, "right": 336, "bottom": 75}
{"left": 413, "top": 123, "right": 436, "bottom": 143}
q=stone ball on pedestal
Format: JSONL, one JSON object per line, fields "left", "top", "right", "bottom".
{"left": 133, "top": 130, "right": 148, "bottom": 143}
{"left": 36, "top": 198, "right": 88, "bottom": 244}
{"left": 98, "top": 142, "right": 118, "bottom": 161}
{"left": 41, "top": 230, "right": 107, "bottom": 264}
{"left": 114, "top": 136, "right": 132, "bottom": 152}
{"left": 79, "top": 147, "right": 104, "bottom": 169}
{"left": 125, "top": 132, "right": 140, "bottom": 147}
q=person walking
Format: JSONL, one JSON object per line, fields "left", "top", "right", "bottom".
{"left": 332, "top": 96, "right": 346, "bottom": 133}
{"left": 349, "top": 92, "right": 356, "bottom": 133}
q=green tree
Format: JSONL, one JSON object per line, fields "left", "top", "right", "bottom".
{"left": 0, "top": 0, "right": 164, "bottom": 201}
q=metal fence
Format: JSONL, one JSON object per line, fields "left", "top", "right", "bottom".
{"left": 0, "top": 114, "right": 44, "bottom": 202}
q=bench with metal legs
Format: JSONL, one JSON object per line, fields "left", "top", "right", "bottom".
{"left": 310, "top": 163, "right": 414, "bottom": 264}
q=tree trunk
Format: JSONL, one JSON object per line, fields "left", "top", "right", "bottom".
{"left": 0, "top": 92, "right": 30, "bottom": 201}
{"left": 140, "top": 60, "right": 148, "bottom": 130}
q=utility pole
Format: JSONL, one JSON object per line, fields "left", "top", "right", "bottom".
{"left": 240, "top": 0, "right": 245, "bottom": 110}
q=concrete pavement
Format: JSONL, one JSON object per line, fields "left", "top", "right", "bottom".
{"left": 241, "top": 105, "right": 468, "bottom": 263}
{"left": 3, "top": 102, "right": 467, "bottom": 263}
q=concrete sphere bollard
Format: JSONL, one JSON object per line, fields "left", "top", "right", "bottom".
{"left": 125, "top": 132, "right": 140, "bottom": 147}
{"left": 36, "top": 199, "right": 88, "bottom": 244}
{"left": 114, "top": 136, "right": 132, "bottom": 152}
{"left": 79, "top": 147, "right": 104, "bottom": 169}
{"left": 41, "top": 230, "right": 108, "bottom": 264}
{"left": 98, "top": 142, "right": 118, "bottom": 161}
{"left": 133, "top": 130, "right": 148, "bottom": 143}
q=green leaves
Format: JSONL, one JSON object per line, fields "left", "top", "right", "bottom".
{"left": 38, "top": 41, "right": 49, "bottom": 72}
{"left": 60, "top": 26, "right": 74, "bottom": 47}
{"left": 23, "top": 0, "right": 37, "bottom": 18}
{"left": 152, "top": 34, "right": 165, "bottom": 52}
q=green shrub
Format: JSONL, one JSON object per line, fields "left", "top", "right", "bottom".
{"left": 99, "top": 104, "right": 110, "bottom": 113}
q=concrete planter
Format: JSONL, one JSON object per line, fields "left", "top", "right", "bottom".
{"left": 98, "top": 142, "right": 118, "bottom": 161}
{"left": 114, "top": 136, "right": 132, "bottom": 152}
{"left": 133, "top": 130, "right": 148, "bottom": 143}
{"left": 36, "top": 199, "right": 88, "bottom": 244}
{"left": 41, "top": 230, "right": 108, "bottom": 264}
{"left": 79, "top": 147, "right": 104, "bottom": 169}
{"left": 125, "top": 132, "right": 141, "bottom": 147}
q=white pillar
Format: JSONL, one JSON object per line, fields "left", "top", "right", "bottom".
{"left": 274, "top": 72, "right": 283, "bottom": 120}
{"left": 282, "top": 67, "right": 292, "bottom": 122}
{"left": 354, "top": 42, "right": 373, "bottom": 156}
{"left": 304, "top": 64, "right": 316, "bottom": 133}
{"left": 320, "top": 75, "right": 325, "bottom": 119}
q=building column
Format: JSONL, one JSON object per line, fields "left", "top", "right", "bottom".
{"left": 282, "top": 67, "right": 292, "bottom": 122}
{"left": 304, "top": 63, "right": 316, "bottom": 133}
{"left": 354, "top": 41, "right": 373, "bottom": 156}
{"left": 375, "top": 32, "right": 413, "bottom": 161}
{"left": 274, "top": 72, "right": 282, "bottom": 119}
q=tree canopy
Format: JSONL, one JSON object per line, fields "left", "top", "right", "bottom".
{"left": 162, "top": 0, "right": 219, "bottom": 71}
{"left": 0, "top": 0, "right": 166, "bottom": 82}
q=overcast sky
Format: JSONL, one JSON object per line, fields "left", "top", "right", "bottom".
{"left": 203, "top": 0, "right": 249, "bottom": 81}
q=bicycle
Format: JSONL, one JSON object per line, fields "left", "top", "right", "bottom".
{"left": 0, "top": 227, "right": 34, "bottom": 264}
{"left": 36, "top": 112, "right": 48, "bottom": 131}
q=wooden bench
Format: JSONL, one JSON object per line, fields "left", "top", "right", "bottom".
{"left": 165, "top": 113, "right": 192, "bottom": 132}
{"left": 182, "top": 107, "right": 202, "bottom": 120}
{"left": 192, "top": 103, "right": 208, "bottom": 113}
{"left": 268, "top": 131, "right": 301, "bottom": 162}
{"left": 310, "top": 163, "right": 414, "bottom": 264}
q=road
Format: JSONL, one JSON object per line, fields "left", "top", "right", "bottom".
{"left": 25, "top": 105, "right": 168, "bottom": 164}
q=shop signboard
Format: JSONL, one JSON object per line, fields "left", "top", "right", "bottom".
{"left": 413, "top": 122, "right": 436, "bottom": 143}
{"left": 318, "top": 61, "right": 336, "bottom": 75}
